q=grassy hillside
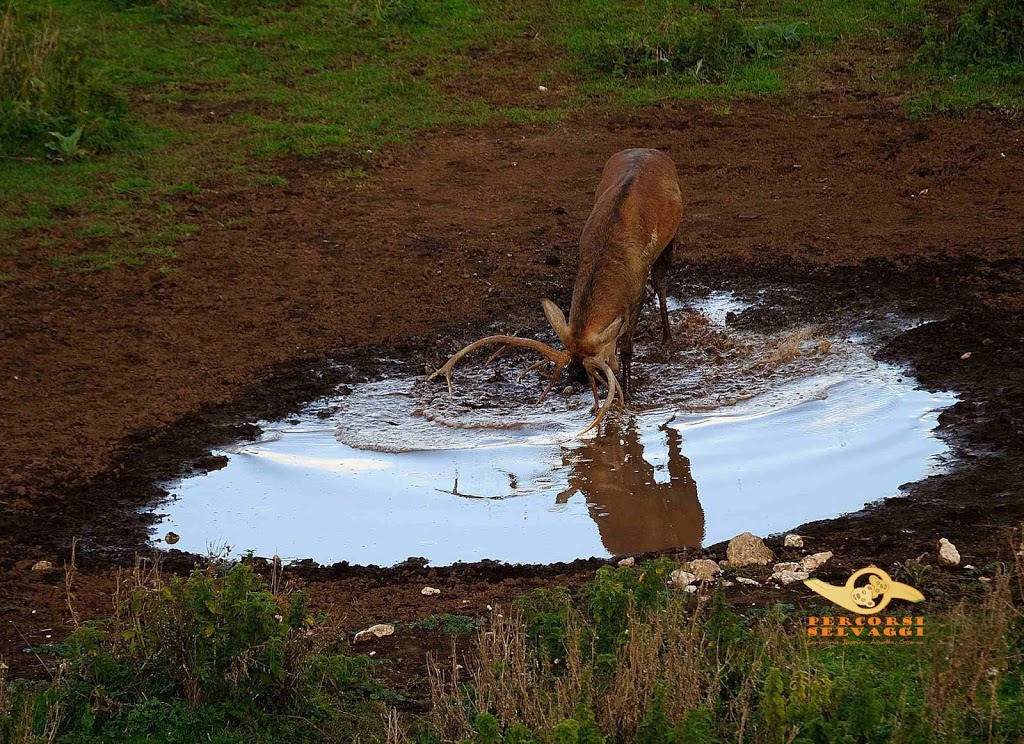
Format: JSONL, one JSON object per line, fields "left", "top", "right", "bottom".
{"left": 1, "top": 0, "right": 1022, "bottom": 277}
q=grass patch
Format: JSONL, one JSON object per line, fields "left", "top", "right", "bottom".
{"left": 51, "top": 243, "right": 178, "bottom": 272}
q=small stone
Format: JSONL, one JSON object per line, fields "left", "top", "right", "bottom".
{"left": 783, "top": 534, "right": 804, "bottom": 549}
{"left": 670, "top": 569, "right": 697, "bottom": 589}
{"left": 686, "top": 559, "right": 722, "bottom": 582}
{"left": 617, "top": 556, "right": 635, "bottom": 567}
{"left": 164, "top": 531, "right": 180, "bottom": 545}
{"left": 771, "top": 570, "right": 810, "bottom": 585}
{"left": 722, "top": 580, "right": 734, "bottom": 587}
{"left": 773, "top": 561, "right": 801, "bottom": 573}
{"left": 979, "top": 576, "right": 991, "bottom": 583}
{"left": 964, "top": 564, "right": 975, "bottom": 570}
{"left": 961, "top": 352, "right": 972, "bottom": 360}
{"left": 684, "top": 585, "right": 698, "bottom": 594}
{"left": 735, "top": 577, "right": 761, "bottom": 586}
{"left": 31, "top": 560, "right": 53, "bottom": 572}
{"left": 354, "top": 623, "right": 395, "bottom": 643}
{"left": 562, "top": 386, "right": 574, "bottom": 396}
{"left": 421, "top": 587, "right": 441, "bottom": 596}
{"left": 800, "top": 551, "right": 833, "bottom": 572}
{"left": 538, "top": 85, "right": 549, "bottom": 92}
{"left": 726, "top": 532, "right": 773, "bottom": 567}
{"left": 937, "top": 538, "right": 960, "bottom": 567}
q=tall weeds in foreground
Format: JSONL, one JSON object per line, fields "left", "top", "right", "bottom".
{"left": 428, "top": 554, "right": 1024, "bottom": 743}
{"left": 0, "top": 561, "right": 391, "bottom": 743}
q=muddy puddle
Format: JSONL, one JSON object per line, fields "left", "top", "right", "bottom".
{"left": 153, "top": 294, "right": 957, "bottom": 566}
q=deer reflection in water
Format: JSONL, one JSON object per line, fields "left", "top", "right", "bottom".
{"left": 556, "top": 419, "right": 704, "bottom": 555}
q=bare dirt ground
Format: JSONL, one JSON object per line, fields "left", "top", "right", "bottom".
{"left": 2, "top": 100, "right": 1023, "bottom": 685}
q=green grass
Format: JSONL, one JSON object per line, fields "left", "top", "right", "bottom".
{"left": 1, "top": 0, "right": 1021, "bottom": 275}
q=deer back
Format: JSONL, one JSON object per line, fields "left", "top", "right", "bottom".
{"left": 567, "top": 149, "right": 682, "bottom": 356}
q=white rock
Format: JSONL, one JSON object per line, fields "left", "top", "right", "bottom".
{"left": 937, "top": 538, "right": 960, "bottom": 567}
{"left": 771, "top": 570, "right": 810, "bottom": 585}
{"left": 735, "top": 577, "right": 761, "bottom": 586}
{"left": 686, "top": 559, "right": 722, "bottom": 581}
{"left": 727, "top": 532, "right": 773, "bottom": 567}
{"left": 670, "top": 569, "right": 697, "bottom": 589}
{"left": 354, "top": 623, "right": 395, "bottom": 643}
{"left": 538, "top": 85, "right": 549, "bottom": 92}
{"left": 800, "top": 551, "right": 833, "bottom": 572}
{"left": 30, "top": 560, "right": 53, "bottom": 572}
{"left": 684, "top": 585, "right": 698, "bottom": 594}
{"left": 773, "top": 561, "right": 801, "bottom": 573}
{"left": 421, "top": 587, "right": 441, "bottom": 596}
{"left": 783, "top": 534, "right": 804, "bottom": 549}
{"left": 617, "top": 556, "right": 635, "bottom": 567}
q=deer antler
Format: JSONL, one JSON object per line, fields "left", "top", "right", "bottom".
{"left": 578, "top": 358, "right": 619, "bottom": 435}
{"left": 429, "top": 336, "right": 570, "bottom": 398}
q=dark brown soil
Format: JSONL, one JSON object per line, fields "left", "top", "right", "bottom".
{"left": 2, "top": 100, "right": 1024, "bottom": 684}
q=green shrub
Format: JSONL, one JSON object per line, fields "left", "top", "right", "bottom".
{"left": 582, "top": 8, "right": 802, "bottom": 81}
{"left": 0, "top": 4, "right": 133, "bottom": 156}
{"left": 919, "top": 0, "right": 1024, "bottom": 72}
{"left": 3, "top": 564, "right": 388, "bottom": 742}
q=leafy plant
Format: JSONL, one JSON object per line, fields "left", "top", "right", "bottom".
{"left": 45, "top": 127, "right": 85, "bottom": 162}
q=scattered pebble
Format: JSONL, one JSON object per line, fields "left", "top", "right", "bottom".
{"left": 354, "top": 623, "right": 395, "bottom": 643}
{"left": 617, "top": 556, "right": 635, "bottom": 567}
{"left": 773, "top": 561, "right": 801, "bottom": 573}
{"left": 961, "top": 352, "right": 972, "bottom": 360}
{"left": 684, "top": 585, "right": 698, "bottom": 594}
{"left": 686, "top": 559, "right": 722, "bottom": 582}
{"left": 726, "top": 532, "right": 773, "bottom": 567}
{"left": 937, "top": 538, "right": 961, "bottom": 567}
{"left": 964, "top": 564, "right": 975, "bottom": 570}
{"left": 562, "top": 386, "right": 574, "bottom": 396}
{"left": 736, "top": 577, "right": 761, "bottom": 586}
{"left": 538, "top": 85, "right": 549, "bottom": 92}
{"left": 421, "top": 587, "right": 441, "bottom": 596}
{"left": 784, "top": 534, "right": 804, "bottom": 549}
{"left": 670, "top": 569, "right": 697, "bottom": 589}
{"left": 30, "top": 560, "right": 53, "bottom": 572}
{"left": 800, "top": 551, "right": 833, "bottom": 572}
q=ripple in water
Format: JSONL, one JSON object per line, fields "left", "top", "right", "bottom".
{"left": 152, "top": 294, "right": 957, "bottom": 565}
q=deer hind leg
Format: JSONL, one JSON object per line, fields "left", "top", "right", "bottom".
{"left": 652, "top": 237, "right": 675, "bottom": 344}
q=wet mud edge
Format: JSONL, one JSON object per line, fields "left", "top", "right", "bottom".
{"left": 4, "top": 254, "right": 1023, "bottom": 581}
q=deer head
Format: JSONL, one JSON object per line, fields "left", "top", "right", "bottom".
{"left": 428, "top": 298, "right": 623, "bottom": 436}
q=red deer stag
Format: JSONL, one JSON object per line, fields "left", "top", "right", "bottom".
{"left": 430, "top": 148, "right": 683, "bottom": 434}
